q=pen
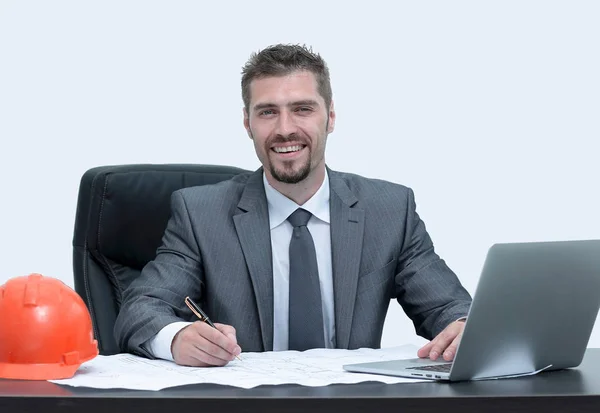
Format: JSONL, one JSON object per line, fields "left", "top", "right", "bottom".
{"left": 184, "top": 296, "right": 242, "bottom": 361}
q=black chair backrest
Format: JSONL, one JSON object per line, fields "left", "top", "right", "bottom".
{"left": 72, "top": 164, "right": 249, "bottom": 355}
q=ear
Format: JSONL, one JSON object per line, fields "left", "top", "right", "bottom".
{"left": 243, "top": 107, "right": 252, "bottom": 139}
{"left": 326, "top": 100, "right": 336, "bottom": 134}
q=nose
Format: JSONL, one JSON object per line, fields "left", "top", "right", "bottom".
{"left": 275, "top": 110, "right": 298, "bottom": 138}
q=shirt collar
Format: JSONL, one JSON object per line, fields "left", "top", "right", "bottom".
{"left": 263, "top": 170, "right": 331, "bottom": 230}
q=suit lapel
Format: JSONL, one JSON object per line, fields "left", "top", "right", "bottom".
{"left": 329, "top": 170, "right": 365, "bottom": 349}
{"left": 233, "top": 169, "right": 274, "bottom": 351}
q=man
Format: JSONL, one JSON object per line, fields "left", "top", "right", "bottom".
{"left": 114, "top": 44, "right": 472, "bottom": 367}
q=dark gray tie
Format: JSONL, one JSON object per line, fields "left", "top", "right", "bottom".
{"left": 287, "top": 208, "right": 325, "bottom": 350}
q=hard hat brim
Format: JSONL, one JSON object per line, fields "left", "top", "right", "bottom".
{"left": 0, "top": 348, "right": 98, "bottom": 380}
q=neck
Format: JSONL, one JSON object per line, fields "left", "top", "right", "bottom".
{"left": 265, "top": 165, "right": 326, "bottom": 205}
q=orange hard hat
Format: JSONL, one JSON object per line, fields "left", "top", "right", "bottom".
{"left": 0, "top": 273, "right": 98, "bottom": 380}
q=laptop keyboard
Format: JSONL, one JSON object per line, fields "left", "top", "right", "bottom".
{"left": 406, "top": 363, "right": 452, "bottom": 373}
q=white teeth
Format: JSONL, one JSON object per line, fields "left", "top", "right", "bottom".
{"left": 273, "top": 145, "right": 303, "bottom": 153}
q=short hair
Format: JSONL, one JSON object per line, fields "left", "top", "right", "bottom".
{"left": 241, "top": 44, "right": 332, "bottom": 111}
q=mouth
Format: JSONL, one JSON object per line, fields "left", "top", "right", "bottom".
{"left": 270, "top": 144, "right": 307, "bottom": 158}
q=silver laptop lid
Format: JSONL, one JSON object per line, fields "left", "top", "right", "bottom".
{"left": 449, "top": 239, "right": 600, "bottom": 381}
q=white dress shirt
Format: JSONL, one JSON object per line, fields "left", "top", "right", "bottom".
{"left": 265, "top": 171, "right": 335, "bottom": 351}
{"left": 145, "top": 171, "right": 335, "bottom": 360}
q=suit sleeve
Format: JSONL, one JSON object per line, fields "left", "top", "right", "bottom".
{"left": 394, "top": 188, "right": 472, "bottom": 339}
{"left": 113, "top": 190, "right": 204, "bottom": 358}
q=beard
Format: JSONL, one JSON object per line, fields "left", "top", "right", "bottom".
{"left": 249, "top": 117, "right": 329, "bottom": 184}
{"left": 269, "top": 152, "right": 312, "bottom": 184}
{"left": 266, "top": 132, "right": 313, "bottom": 184}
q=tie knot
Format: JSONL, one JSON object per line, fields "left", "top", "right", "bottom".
{"left": 287, "top": 208, "right": 312, "bottom": 228}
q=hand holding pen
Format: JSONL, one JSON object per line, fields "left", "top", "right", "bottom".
{"left": 170, "top": 296, "right": 242, "bottom": 367}
{"left": 185, "top": 296, "right": 242, "bottom": 361}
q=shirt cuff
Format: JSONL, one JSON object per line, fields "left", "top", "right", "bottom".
{"left": 143, "top": 321, "right": 192, "bottom": 361}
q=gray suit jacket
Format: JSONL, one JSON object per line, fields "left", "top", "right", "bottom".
{"left": 114, "top": 168, "right": 472, "bottom": 358}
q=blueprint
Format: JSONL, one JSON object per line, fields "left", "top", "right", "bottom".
{"left": 49, "top": 344, "right": 425, "bottom": 390}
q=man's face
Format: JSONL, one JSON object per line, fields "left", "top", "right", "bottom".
{"left": 243, "top": 71, "right": 335, "bottom": 184}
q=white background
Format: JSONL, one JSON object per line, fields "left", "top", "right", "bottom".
{"left": 1, "top": 1, "right": 599, "bottom": 348}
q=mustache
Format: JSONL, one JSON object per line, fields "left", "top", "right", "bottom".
{"left": 266, "top": 134, "right": 309, "bottom": 146}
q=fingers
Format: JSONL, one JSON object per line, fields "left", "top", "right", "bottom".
{"left": 442, "top": 334, "right": 462, "bottom": 361}
{"left": 172, "top": 322, "right": 241, "bottom": 367}
{"left": 215, "top": 323, "right": 238, "bottom": 346}
{"left": 194, "top": 329, "right": 239, "bottom": 362}
{"left": 178, "top": 340, "right": 232, "bottom": 367}
{"left": 203, "top": 322, "right": 241, "bottom": 356}
{"left": 417, "top": 340, "right": 435, "bottom": 358}
{"left": 417, "top": 321, "right": 465, "bottom": 361}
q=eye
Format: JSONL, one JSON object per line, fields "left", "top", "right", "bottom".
{"left": 295, "top": 106, "right": 313, "bottom": 113}
{"left": 259, "top": 109, "right": 276, "bottom": 116}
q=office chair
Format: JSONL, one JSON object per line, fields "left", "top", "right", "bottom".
{"left": 72, "top": 164, "right": 249, "bottom": 355}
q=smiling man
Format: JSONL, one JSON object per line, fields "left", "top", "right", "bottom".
{"left": 114, "top": 44, "right": 472, "bottom": 367}
{"left": 244, "top": 69, "right": 333, "bottom": 205}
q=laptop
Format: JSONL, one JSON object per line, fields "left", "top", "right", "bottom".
{"left": 343, "top": 239, "right": 600, "bottom": 381}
